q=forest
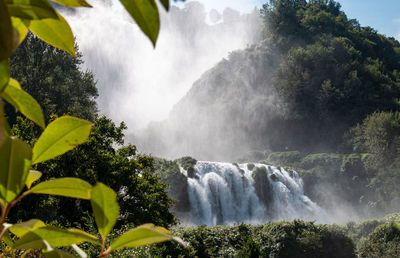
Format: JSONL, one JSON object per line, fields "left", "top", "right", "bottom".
{"left": 1, "top": 0, "right": 400, "bottom": 257}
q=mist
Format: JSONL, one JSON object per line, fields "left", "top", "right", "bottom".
{"left": 63, "top": 1, "right": 262, "bottom": 133}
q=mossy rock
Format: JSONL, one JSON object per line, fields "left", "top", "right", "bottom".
{"left": 341, "top": 153, "right": 366, "bottom": 178}
{"left": 301, "top": 153, "right": 343, "bottom": 170}
{"left": 268, "top": 151, "right": 301, "bottom": 165}
{"left": 176, "top": 156, "right": 198, "bottom": 178}
{"left": 247, "top": 163, "right": 255, "bottom": 171}
{"left": 153, "top": 158, "right": 190, "bottom": 212}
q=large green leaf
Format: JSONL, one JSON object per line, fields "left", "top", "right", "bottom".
{"left": 9, "top": 219, "right": 46, "bottom": 237}
{"left": 159, "top": 0, "right": 169, "bottom": 11}
{"left": 12, "top": 226, "right": 100, "bottom": 249}
{"left": 44, "top": 250, "right": 75, "bottom": 258}
{"left": 29, "top": 11, "right": 76, "bottom": 57}
{"left": 11, "top": 17, "right": 29, "bottom": 45}
{"left": 120, "top": 0, "right": 160, "bottom": 47}
{"left": 6, "top": 0, "right": 58, "bottom": 20}
{"left": 90, "top": 183, "right": 119, "bottom": 239}
{"left": 0, "top": 60, "right": 10, "bottom": 92}
{"left": 25, "top": 170, "right": 42, "bottom": 189}
{"left": 32, "top": 116, "right": 91, "bottom": 164}
{"left": 2, "top": 78, "right": 45, "bottom": 128}
{"left": 50, "top": 0, "right": 92, "bottom": 7}
{"left": 29, "top": 178, "right": 92, "bottom": 199}
{"left": 2, "top": 230, "right": 13, "bottom": 246}
{"left": 0, "top": 136, "right": 32, "bottom": 204}
{"left": 0, "top": 0, "right": 13, "bottom": 61}
{"left": 109, "top": 224, "right": 173, "bottom": 251}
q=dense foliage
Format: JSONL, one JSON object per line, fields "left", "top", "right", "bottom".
{"left": 9, "top": 116, "right": 177, "bottom": 228}
{"left": 265, "top": 0, "right": 400, "bottom": 152}
{"left": 9, "top": 33, "right": 98, "bottom": 123}
{"left": 127, "top": 221, "right": 356, "bottom": 257}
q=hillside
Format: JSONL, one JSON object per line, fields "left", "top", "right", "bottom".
{"left": 136, "top": 0, "right": 400, "bottom": 161}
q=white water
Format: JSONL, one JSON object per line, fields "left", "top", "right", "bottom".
{"left": 187, "top": 161, "right": 329, "bottom": 226}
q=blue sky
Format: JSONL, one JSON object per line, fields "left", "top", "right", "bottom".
{"left": 338, "top": 0, "right": 400, "bottom": 39}
{"left": 176, "top": 0, "right": 400, "bottom": 39}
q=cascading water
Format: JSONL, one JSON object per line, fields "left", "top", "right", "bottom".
{"left": 186, "top": 161, "right": 329, "bottom": 226}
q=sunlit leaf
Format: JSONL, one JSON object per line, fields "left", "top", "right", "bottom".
{"left": 109, "top": 224, "right": 173, "bottom": 251}
{"left": 7, "top": 0, "right": 58, "bottom": 20}
{"left": 0, "top": 60, "right": 10, "bottom": 92}
{"left": 11, "top": 17, "right": 29, "bottom": 45}
{"left": 0, "top": 2, "right": 13, "bottom": 61}
{"left": 2, "top": 79, "right": 45, "bottom": 128}
{"left": 0, "top": 136, "right": 32, "bottom": 204}
{"left": 29, "top": 11, "right": 76, "bottom": 57}
{"left": 13, "top": 226, "right": 101, "bottom": 249}
{"left": 159, "top": 0, "right": 169, "bottom": 11}
{"left": 2, "top": 230, "right": 13, "bottom": 246}
{"left": 25, "top": 170, "right": 42, "bottom": 189}
{"left": 120, "top": 0, "right": 160, "bottom": 47}
{"left": 29, "top": 178, "right": 92, "bottom": 199}
{"left": 44, "top": 249, "right": 75, "bottom": 258}
{"left": 90, "top": 183, "right": 119, "bottom": 239}
{"left": 50, "top": 0, "right": 92, "bottom": 7}
{"left": 32, "top": 116, "right": 91, "bottom": 164}
{"left": 9, "top": 219, "right": 46, "bottom": 237}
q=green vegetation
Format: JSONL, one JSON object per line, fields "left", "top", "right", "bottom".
{"left": 0, "top": 0, "right": 182, "bottom": 256}
{"left": 1, "top": 0, "right": 400, "bottom": 256}
{"left": 146, "top": 0, "right": 400, "bottom": 161}
{"left": 110, "top": 215, "right": 400, "bottom": 257}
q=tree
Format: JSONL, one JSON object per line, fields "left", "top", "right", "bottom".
{"left": 9, "top": 116, "right": 177, "bottom": 228}
{"left": 0, "top": 0, "right": 183, "bottom": 257}
{"left": 9, "top": 33, "right": 98, "bottom": 123}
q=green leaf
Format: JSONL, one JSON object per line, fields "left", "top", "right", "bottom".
{"left": 11, "top": 17, "right": 29, "bottom": 45}
{"left": 12, "top": 226, "right": 100, "bottom": 249}
{"left": 2, "top": 230, "right": 13, "bottom": 246}
{"left": 90, "top": 183, "right": 119, "bottom": 239}
{"left": 29, "top": 11, "right": 76, "bottom": 57}
{"left": 50, "top": 0, "right": 92, "bottom": 7}
{"left": 0, "top": 136, "right": 32, "bottom": 204}
{"left": 29, "top": 178, "right": 92, "bottom": 199}
{"left": 0, "top": 1, "right": 13, "bottom": 61}
{"left": 2, "top": 78, "right": 45, "bottom": 128}
{"left": 6, "top": 0, "right": 58, "bottom": 20}
{"left": 25, "top": 170, "right": 42, "bottom": 189}
{"left": 0, "top": 60, "right": 10, "bottom": 92}
{"left": 9, "top": 219, "right": 46, "bottom": 237}
{"left": 120, "top": 0, "right": 160, "bottom": 47}
{"left": 44, "top": 250, "right": 75, "bottom": 258}
{"left": 109, "top": 224, "right": 173, "bottom": 251}
{"left": 32, "top": 116, "right": 91, "bottom": 164}
{"left": 159, "top": 0, "right": 169, "bottom": 11}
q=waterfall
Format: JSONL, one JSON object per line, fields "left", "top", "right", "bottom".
{"left": 186, "top": 161, "right": 328, "bottom": 226}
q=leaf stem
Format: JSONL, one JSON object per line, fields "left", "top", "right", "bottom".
{"left": 0, "top": 191, "right": 29, "bottom": 243}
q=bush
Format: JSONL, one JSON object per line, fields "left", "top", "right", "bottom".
{"left": 358, "top": 223, "right": 400, "bottom": 258}
{"left": 256, "top": 221, "right": 355, "bottom": 258}
{"left": 142, "top": 221, "right": 356, "bottom": 257}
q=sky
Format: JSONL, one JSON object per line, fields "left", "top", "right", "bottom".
{"left": 175, "top": 0, "right": 400, "bottom": 39}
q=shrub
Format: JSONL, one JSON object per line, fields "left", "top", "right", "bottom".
{"left": 358, "top": 223, "right": 400, "bottom": 258}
